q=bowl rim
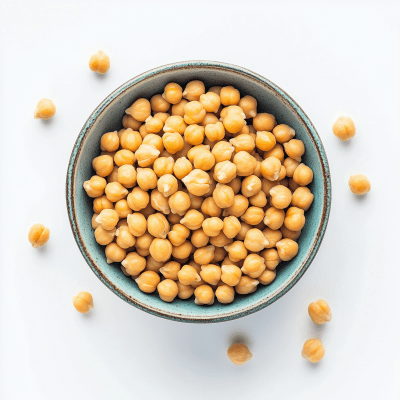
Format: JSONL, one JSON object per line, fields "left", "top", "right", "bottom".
{"left": 66, "top": 60, "right": 331, "bottom": 323}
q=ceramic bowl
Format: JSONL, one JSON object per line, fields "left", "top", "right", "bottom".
{"left": 66, "top": 61, "right": 331, "bottom": 323}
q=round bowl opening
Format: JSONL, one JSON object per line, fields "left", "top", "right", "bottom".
{"left": 66, "top": 61, "right": 331, "bottom": 323}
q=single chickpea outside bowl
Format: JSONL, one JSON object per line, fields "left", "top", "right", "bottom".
{"left": 66, "top": 61, "right": 331, "bottom": 323}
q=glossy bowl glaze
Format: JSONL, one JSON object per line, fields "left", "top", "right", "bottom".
{"left": 66, "top": 61, "right": 331, "bottom": 323}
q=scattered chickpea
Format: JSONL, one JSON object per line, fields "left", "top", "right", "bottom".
{"left": 241, "top": 175, "right": 261, "bottom": 198}
{"left": 28, "top": 223, "right": 50, "bottom": 248}
{"left": 280, "top": 225, "right": 301, "bottom": 241}
{"left": 308, "top": 299, "right": 332, "bottom": 324}
{"left": 150, "top": 94, "right": 170, "bottom": 113}
{"left": 238, "top": 95, "right": 257, "bottom": 118}
{"left": 302, "top": 339, "right": 325, "bottom": 363}
{"left": 201, "top": 197, "right": 221, "bottom": 217}
{"left": 223, "top": 112, "right": 246, "bottom": 134}
{"left": 210, "top": 231, "right": 233, "bottom": 248}
{"left": 194, "top": 284, "right": 214, "bottom": 305}
{"left": 72, "top": 291, "right": 94, "bottom": 314}
{"left": 261, "top": 157, "right": 281, "bottom": 181}
{"left": 120, "top": 128, "right": 142, "bottom": 152}
{"left": 117, "top": 165, "right": 137, "bottom": 188}
{"left": 180, "top": 209, "right": 204, "bottom": 230}
{"left": 122, "top": 116, "right": 142, "bottom": 131}
{"left": 227, "top": 343, "right": 253, "bottom": 365}
{"left": 332, "top": 116, "right": 356, "bottom": 141}
{"left": 183, "top": 81, "right": 205, "bottom": 101}
{"left": 89, "top": 50, "right": 110, "bottom": 74}
{"left": 272, "top": 124, "right": 295, "bottom": 143}
{"left": 348, "top": 174, "right": 371, "bottom": 195}
{"left": 127, "top": 187, "right": 149, "bottom": 211}
{"left": 34, "top": 98, "right": 56, "bottom": 120}
{"left": 221, "top": 265, "right": 242, "bottom": 286}
{"left": 202, "top": 217, "right": 224, "bottom": 237}
{"left": 184, "top": 101, "right": 206, "bottom": 124}
{"left": 157, "top": 174, "right": 178, "bottom": 197}
{"left": 233, "top": 151, "right": 257, "bottom": 177}
{"left": 153, "top": 157, "right": 174, "bottom": 178}
{"left": 262, "top": 228, "right": 282, "bottom": 248}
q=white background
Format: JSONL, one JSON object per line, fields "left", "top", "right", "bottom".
{"left": 1, "top": 0, "right": 399, "bottom": 399}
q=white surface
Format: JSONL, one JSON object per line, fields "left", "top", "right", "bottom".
{"left": 1, "top": 1, "right": 399, "bottom": 399}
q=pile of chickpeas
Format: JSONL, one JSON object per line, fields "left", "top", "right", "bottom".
{"left": 83, "top": 80, "right": 314, "bottom": 306}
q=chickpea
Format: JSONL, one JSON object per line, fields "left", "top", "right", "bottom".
{"left": 197, "top": 91, "right": 220, "bottom": 113}
{"left": 168, "top": 213, "right": 182, "bottom": 225}
{"left": 179, "top": 209, "right": 204, "bottom": 230}
{"left": 171, "top": 157, "right": 192, "bottom": 180}
{"left": 190, "top": 228, "right": 209, "bottom": 248}
{"left": 72, "top": 291, "right": 94, "bottom": 314}
{"left": 157, "top": 279, "right": 179, "bottom": 302}
{"left": 162, "top": 82, "right": 183, "bottom": 104}
{"left": 220, "top": 105, "right": 245, "bottom": 119}
{"left": 150, "top": 157, "right": 173, "bottom": 178}
{"left": 114, "top": 149, "right": 134, "bottom": 167}
{"left": 177, "top": 282, "right": 195, "bottom": 299}
{"left": 203, "top": 121, "right": 224, "bottom": 143}
{"left": 117, "top": 165, "right": 137, "bottom": 189}
{"left": 269, "top": 185, "right": 292, "bottom": 209}
{"left": 156, "top": 174, "right": 178, "bottom": 197}
{"left": 162, "top": 132, "right": 184, "bottom": 154}
{"left": 308, "top": 299, "right": 332, "bottom": 325}
{"left": 283, "top": 157, "right": 300, "bottom": 178}
{"left": 163, "top": 115, "right": 187, "bottom": 134}
{"left": 292, "top": 164, "right": 313, "bottom": 186}
{"left": 115, "top": 225, "right": 135, "bottom": 249}
{"left": 139, "top": 124, "right": 149, "bottom": 139}
{"left": 34, "top": 98, "right": 56, "bottom": 120}
{"left": 208, "top": 86, "right": 221, "bottom": 95}
{"left": 264, "top": 143, "right": 284, "bottom": 163}
{"left": 125, "top": 98, "right": 151, "bottom": 122}
{"left": 225, "top": 241, "right": 247, "bottom": 262}
{"left": 120, "top": 252, "right": 146, "bottom": 276}
{"left": 201, "top": 197, "right": 222, "bottom": 217}
{"left": 193, "top": 245, "right": 215, "bottom": 265}
{"left": 238, "top": 95, "right": 257, "bottom": 118}
{"left": 92, "top": 155, "right": 114, "bottom": 177}
{"left": 261, "top": 156, "right": 282, "bottom": 181}
{"left": 181, "top": 125, "right": 204, "bottom": 146}
{"left": 149, "top": 238, "right": 172, "bottom": 262}
{"left": 192, "top": 150, "right": 214, "bottom": 172}
{"left": 107, "top": 166, "right": 119, "bottom": 183}
{"left": 230, "top": 134, "right": 255, "bottom": 154}
{"left": 240, "top": 175, "right": 260, "bottom": 198}
{"left": 127, "top": 213, "right": 147, "bottom": 237}
{"left": 142, "top": 133, "right": 163, "bottom": 152}
{"left": 181, "top": 169, "right": 210, "bottom": 196}
{"left": 219, "top": 216, "right": 241, "bottom": 239}
{"left": 302, "top": 339, "right": 325, "bottom": 363}
{"left": 221, "top": 264, "right": 242, "bottom": 286}
{"left": 225, "top": 177, "right": 240, "bottom": 196}
{"left": 194, "top": 284, "right": 214, "bottom": 305}
{"left": 277, "top": 165, "right": 286, "bottom": 181}
{"left": 147, "top": 213, "right": 170, "bottom": 239}
{"left": 348, "top": 174, "right": 371, "bottom": 195}
{"left": 135, "top": 144, "right": 160, "bottom": 167}
{"left": 252, "top": 113, "right": 275, "bottom": 131}
{"left": 213, "top": 284, "right": 234, "bottom": 304}
{"left": 200, "top": 113, "right": 219, "bottom": 127}
{"left": 148, "top": 94, "right": 169, "bottom": 113}
{"left": 241, "top": 254, "right": 266, "bottom": 278}
{"left": 178, "top": 265, "right": 201, "bottom": 286}
{"left": 172, "top": 241, "right": 193, "bottom": 259}
{"left": 255, "top": 130, "right": 276, "bottom": 152}
{"left": 288, "top": 178, "right": 300, "bottom": 192}
{"left": 169, "top": 98, "right": 187, "bottom": 117}
{"left": 263, "top": 207, "right": 285, "bottom": 230}
{"left": 166, "top": 224, "right": 189, "bottom": 247}
{"left": 289, "top": 187, "right": 313, "bottom": 212}
{"left": 117, "top": 218, "right": 128, "bottom": 228}
{"left": 155, "top": 261, "right": 179, "bottom": 281}
{"left": 167, "top": 191, "right": 190, "bottom": 216}
{"left": 181, "top": 80, "right": 205, "bottom": 101}
{"left": 235, "top": 276, "right": 259, "bottom": 294}
{"left": 83, "top": 175, "right": 107, "bottom": 198}
{"left": 212, "top": 141, "right": 235, "bottom": 163}
{"left": 212, "top": 247, "right": 227, "bottom": 263}
{"left": 260, "top": 228, "right": 281, "bottom": 249}
{"left": 133, "top": 168, "right": 155, "bottom": 192}
{"left": 221, "top": 195, "right": 248, "bottom": 218}
{"left": 284, "top": 139, "right": 305, "bottom": 162}
{"left": 210, "top": 231, "right": 233, "bottom": 248}
{"left": 271, "top": 124, "right": 295, "bottom": 143}
{"left": 93, "top": 195, "right": 113, "bottom": 214}
{"left": 232, "top": 222, "right": 249, "bottom": 242}
{"left": 135, "top": 271, "right": 161, "bottom": 293}
{"left": 120, "top": 128, "right": 142, "bottom": 152}
{"left": 219, "top": 86, "right": 240, "bottom": 106}
{"left": 105, "top": 182, "right": 128, "bottom": 202}
{"left": 260, "top": 248, "right": 281, "bottom": 270}
{"left": 122, "top": 115, "right": 142, "bottom": 131}
{"left": 258, "top": 269, "right": 276, "bottom": 285}
{"left": 184, "top": 101, "right": 206, "bottom": 124}
{"left": 212, "top": 183, "right": 234, "bottom": 209}
{"left": 276, "top": 238, "right": 299, "bottom": 261}
{"left": 136, "top": 231, "right": 154, "bottom": 251}
{"left": 280, "top": 225, "right": 301, "bottom": 241}
{"left": 244, "top": 228, "right": 269, "bottom": 252}
{"left": 28, "top": 223, "right": 50, "bottom": 248}
{"left": 95, "top": 209, "right": 119, "bottom": 231}
{"left": 332, "top": 116, "right": 356, "bottom": 141}
{"left": 227, "top": 343, "right": 252, "bottom": 365}
{"left": 141, "top": 203, "right": 156, "bottom": 219}
{"left": 241, "top": 206, "right": 264, "bottom": 225}
{"left": 127, "top": 187, "right": 149, "bottom": 211}
{"left": 223, "top": 112, "right": 246, "bottom": 134}
{"left": 202, "top": 217, "right": 224, "bottom": 237}
{"left": 233, "top": 151, "right": 257, "bottom": 176}
{"left": 200, "top": 264, "right": 222, "bottom": 286}
{"left": 144, "top": 116, "right": 163, "bottom": 134}
{"left": 187, "top": 192, "right": 203, "bottom": 210}
{"left": 249, "top": 190, "right": 267, "bottom": 208}
{"left": 87, "top": 49, "right": 110, "bottom": 73}
{"left": 105, "top": 242, "right": 126, "bottom": 264}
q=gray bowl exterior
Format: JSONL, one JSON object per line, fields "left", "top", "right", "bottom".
{"left": 66, "top": 61, "right": 331, "bottom": 323}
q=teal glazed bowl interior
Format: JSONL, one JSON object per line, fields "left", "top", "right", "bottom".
{"left": 66, "top": 61, "right": 331, "bottom": 323}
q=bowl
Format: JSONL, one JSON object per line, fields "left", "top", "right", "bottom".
{"left": 66, "top": 61, "right": 331, "bottom": 323}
